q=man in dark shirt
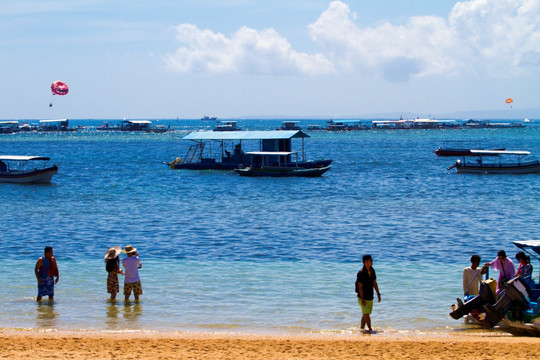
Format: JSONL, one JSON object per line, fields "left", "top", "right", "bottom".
{"left": 356, "top": 254, "right": 381, "bottom": 332}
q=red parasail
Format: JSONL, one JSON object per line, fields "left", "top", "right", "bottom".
{"left": 51, "top": 80, "right": 69, "bottom": 95}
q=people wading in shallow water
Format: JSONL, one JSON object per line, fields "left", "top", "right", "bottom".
{"left": 122, "top": 245, "right": 142, "bottom": 301}
{"left": 105, "top": 246, "right": 124, "bottom": 301}
{"left": 356, "top": 254, "right": 381, "bottom": 332}
{"left": 35, "top": 246, "right": 59, "bottom": 302}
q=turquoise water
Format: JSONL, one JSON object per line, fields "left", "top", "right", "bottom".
{"left": 1, "top": 119, "right": 539, "bottom": 334}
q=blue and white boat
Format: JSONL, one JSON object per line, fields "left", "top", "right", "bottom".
{"left": 0, "top": 155, "right": 58, "bottom": 184}
{"left": 447, "top": 150, "right": 540, "bottom": 174}
{"left": 169, "top": 130, "right": 331, "bottom": 171}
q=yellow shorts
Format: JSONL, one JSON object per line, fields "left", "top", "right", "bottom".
{"left": 124, "top": 281, "right": 143, "bottom": 296}
{"left": 358, "top": 298, "right": 373, "bottom": 315}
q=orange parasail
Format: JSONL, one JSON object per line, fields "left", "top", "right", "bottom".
{"left": 505, "top": 98, "right": 513, "bottom": 104}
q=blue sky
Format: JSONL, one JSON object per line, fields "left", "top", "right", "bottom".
{"left": 1, "top": 0, "right": 539, "bottom": 119}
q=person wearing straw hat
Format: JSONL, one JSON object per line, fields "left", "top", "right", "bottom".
{"left": 105, "top": 246, "right": 124, "bottom": 300}
{"left": 121, "top": 245, "right": 142, "bottom": 301}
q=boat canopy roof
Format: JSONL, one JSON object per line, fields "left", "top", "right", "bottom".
{"left": 182, "top": 130, "right": 310, "bottom": 141}
{"left": 122, "top": 120, "right": 152, "bottom": 124}
{"left": 39, "top": 119, "right": 68, "bottom": 123}
{"left": 514, "top": 240, "right": 540, "bottom": 261}
{"left": 470, "top": 150, "right": 530, "bottom": 156}
{"left": 0, "top": 155, "right": 50, "bottom": 161}
{"left": 245, "top": 151, "right": 296, "bottom": 156}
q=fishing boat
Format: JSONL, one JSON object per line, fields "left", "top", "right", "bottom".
{"left": 0, "top": 156, "right": 58, "bottom": 183}
{"left": 169, "top": 130, "right": 331, "bottom": 170}
{"left": 434, "top": 141, "right": 505, "bottom": 157}
{"left": 447, "top": 150, "right": 540, "bottom": 174}
{"left": 234, "top": 151, "right": 331, "bottom": 177}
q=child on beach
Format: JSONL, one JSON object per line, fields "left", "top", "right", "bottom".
{"left": 105, "top": 246, "right": 124, "bottom": 300}
{"left": 122, "top": 245, "right": 142, "bottom": 301}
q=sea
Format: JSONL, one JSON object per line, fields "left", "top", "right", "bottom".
{"left": 1, "top": 118, "right": 539, "bottom": 335}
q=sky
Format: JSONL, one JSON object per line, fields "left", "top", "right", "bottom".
{"left": 1, "top": 0, "right": 540, "bottom": 119}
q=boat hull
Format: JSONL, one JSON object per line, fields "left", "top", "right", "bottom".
{"left": 435, "top": 148, "right": 505, "bottom": 157}
{"left": 173, "top": 159, "right": 332, "bottom": 170}
{"left": 235, "top": 165, "right": 331, "bottom": 177}
{"left": 0, "top": 165, "right": 58, "bottom": 184}
{"left": 456, "top": 161, "right": 540, "bottom": 174}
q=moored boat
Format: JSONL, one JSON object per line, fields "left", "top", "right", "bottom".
{"left": 234, "top": 151, "right": 331, "bottom": 177}
{"left": 169, "top": 130, "right": 331, "bottom": 171}
{"left": 435, "top": 141, "right": 505, "bottom": 157}
{"left": 0, "top": 156, "right": 58, "bottom": 184}
{"left": 39, "top": 119, "right": 76, "bottom": 132}
{"left": 447, "top": 150, "right": 540, "bottom": 174}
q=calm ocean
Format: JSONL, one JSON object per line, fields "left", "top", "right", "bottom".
{"left": 1, "top": 119, "right": 539, "bottom": 335}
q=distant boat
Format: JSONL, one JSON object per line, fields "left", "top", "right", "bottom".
{"left": 277, "top": 121, "right": 301, "bottom": 131}
{"left": 214, "top": 121, "right": 240, "bottom": 131}
{"left": 447, "top": 150, "right": 540, "bottom": 174}
{"left": 0, "top": 121, "right": 21, "bottom": 134}
{"left": 0, "top": 155, "right": 58, "bottom": 183}
{"left": 201, "top": 116, "right": 217, "bottom": 121}
{"left": 39, "top": 119, "right": 76, "bottom": 132}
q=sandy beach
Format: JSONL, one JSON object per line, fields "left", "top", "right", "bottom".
{"left": 1, "top": 330, "right": 539, "bottom": 360}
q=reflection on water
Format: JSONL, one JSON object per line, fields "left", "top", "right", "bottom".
{"left": 123, "top": 301, "right": 143, "bottom": 325}
{"left": 36, "top": 302, "right": 57, "bottom": 328}
{"left": 105, "top": 302, "right": 120, "bottom": 329}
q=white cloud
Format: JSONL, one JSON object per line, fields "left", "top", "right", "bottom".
{"left": 164, "top": 24, "right": 335, "bottom": 75}
{"left": 309, "top": 0, "right": 540, "bottom": 82}
{"left": 165, "top": 0, "right": 540, "bottom": 81}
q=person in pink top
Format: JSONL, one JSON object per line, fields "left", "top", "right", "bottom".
{"left": 485, "top": 250, "right": 515, "bottom": 295}
{"left": 121, "top": 245, "right": 142, "bottom": 301}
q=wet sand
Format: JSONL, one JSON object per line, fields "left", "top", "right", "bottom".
{"left": 1, "top": 330, "right": 539, "bottom": 359}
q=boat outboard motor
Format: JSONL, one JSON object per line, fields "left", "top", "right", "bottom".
{"left": 482, "top": 277, "right": 532, "bottom": 328}
{"left": 450, "top": 279, "right": 497, "bottom": 320}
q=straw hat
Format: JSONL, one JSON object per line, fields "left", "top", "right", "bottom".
{"left": 104, "top": 246, "right": 122, "bottom": 260}
{"left": 122, "top": 245, "right": 137, "bottom": 254}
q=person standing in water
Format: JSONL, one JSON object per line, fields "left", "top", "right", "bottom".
{"left": 356, "top": 254, "right": 381, "bottom": 332}
{"left": 105, "top": 246, "right": 124, "bottom": 300}
{"left": 34, "top": 246, "right": 59, "bottom": 301}
{"left": 121, "top": 245, "right": 142, "bottom": 301}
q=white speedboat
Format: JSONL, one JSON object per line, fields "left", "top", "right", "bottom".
{"left": 0, "top": 156, "right": 58, "bottom": 183}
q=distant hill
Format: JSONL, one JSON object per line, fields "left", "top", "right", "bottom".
{"left": 234, "top": 108, "right": 540, "bottom": 120}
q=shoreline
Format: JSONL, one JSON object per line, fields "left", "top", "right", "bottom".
{"left": 1, "top": 329, "right": 539, "bottom": 360}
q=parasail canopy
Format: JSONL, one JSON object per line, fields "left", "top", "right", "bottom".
{"left": 51, "top": 80, "right": 69, "bottom": 96}
{"left": 505, "top": 98, "right": 513, "bottom": 104}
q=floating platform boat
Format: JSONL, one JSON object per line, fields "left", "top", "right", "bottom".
{"left": 169, "top": 130, "right": 332, "bottom": 171}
